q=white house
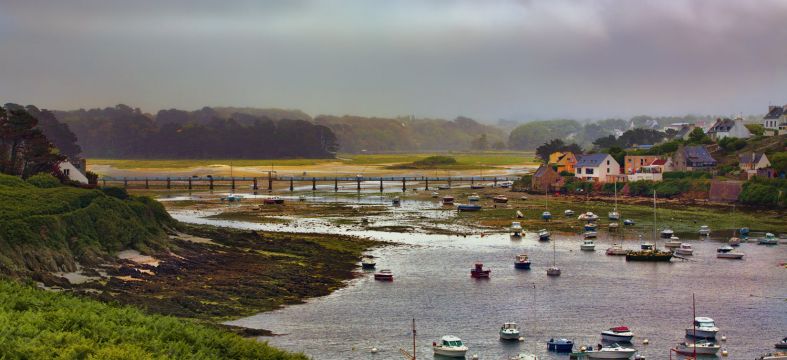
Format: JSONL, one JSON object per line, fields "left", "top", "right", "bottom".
{"left": 763, "top": 104, "right": 787, "bottom": 134}
{"left": 574, "top": 153, "right": 620, "bottom": 183}
{"left": 57, "top": 161, "right": 89, "bottom": 184}
{"left": 705, "top": 117, "right": 751, "bottom": 140}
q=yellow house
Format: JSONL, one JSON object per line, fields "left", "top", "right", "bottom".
{"left": 549, "top": 151, "right": 577, "bottom": 174}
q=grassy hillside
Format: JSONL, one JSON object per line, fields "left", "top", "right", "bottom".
{"left": 0, "top": 174, "right": 174, "bottom": 273}
{"left": 0, "top": 280, "right": 305, "bottom": 359}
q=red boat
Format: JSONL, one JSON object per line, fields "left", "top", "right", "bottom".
{"left": 374, "top": 269, "right": 394, "bottom": 281}
{"left": 470, "top": 262, "right": 491, "bottom": 278}
{"left": 263, "top": 197, "right": 285, "bottom": 205}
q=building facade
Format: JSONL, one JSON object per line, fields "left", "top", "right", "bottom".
{"left": 531, "top": 164, "right": 562, "bottom": 192}
{"left": 574, "top": 153, "right": 620, "bottom": 183}
{"left": 705, "top": 117, "right": 751, "bottom": 140}
{"left": 672, "top": 145, "right": 717, "bottom": 171}
{"left": 623, "top": 155, "right": 661, "bottom": 174}
{"left": 763, "top": 104, "right": 787, "bottom": 132}
{"left": 548, "top": 151, "right": 577, "bottom": 174}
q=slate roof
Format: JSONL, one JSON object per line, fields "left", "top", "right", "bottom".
{"left": 576, "top": 153, "right": 610, "bottom": 167}
{"left": 706, "top": 118, "right": 735, "bottom": 134}
{"left": 739, "top": 152, "right": 764, "bottom": 165}
{"left": 533, "top": 164, "right": 554, "bottom": 178}
{"left": 675, "top": 125, "right": 694, "bottom": 138}
{"left": 764, "top": 106, "right": 785, "bottom": 120}
{"left": 682, "top": 146, "right": 717, "bottom": 166}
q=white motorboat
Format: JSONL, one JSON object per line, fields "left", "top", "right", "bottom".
{"left": 578, "top": 212, "right": 599, "bottom": 221}
{"left": 433, "top": 335, "right": 468, "bottom": 358}
{"left": 717, "top": 251, "right": 744, "bottom": 259}
{"left": 660, "top": 229, "right": 674, "bottom": 238}
{"left": 437, "top": 184, "right": 450, "bottom": 190}
{"left": 685, "top": 317, "right": 719, "bottom": 339}
{"left": 675, "top": 243, "right": 694, "bottom": 256}
{"left": 511, "top": 222, "right": 524, "bottom": 236}
{"left": 608, "top": 222, "right": 619, "bottom": 229}
{"left": 538, "top": 229, "right": 550, "bottom": 241}
{"left": 581, "top": 239, "right": 596, "bottom": 251}
{"left": 759, "top": 233, "right": 779, "bottom": 245}
{"left": 564, "top": 209, "right": 575, "bottom": 216}
{"left": 500, "top": 322, "right": 521, "bottom": 340}
{"left": 606, "top": 244, "right": 628, "bottom": 256}
{"left": 673, "top": 340, "right": 720, "bottom": 356}
{"left": 584, "top": 231, "right": 598, "bottom": 239}
{"left": 467, "top": 194, "right": 480, "bottom": 202}
{"left": 699, "top": 225, "right": 711, "bottom": 236}
{"left": 664, "top": 236, "right": 682, "bottom": 248}
{"left": 601, "top": 326, "right": 634, "bottom": 343}
{"left": 586, "top": 343, "right": 637, "bottom": 359}
{"left": 758, "top": 352, "right": 787, "bottom": 360}
{"left": 608, "top": 211, "right": 620, "bottom": 221}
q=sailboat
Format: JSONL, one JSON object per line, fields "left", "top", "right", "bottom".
{"left": 399, "top": 319, "right": 417, "bottom": 360}
{"left": 547, "top": 237, "right": 561, "bottom": 276}
{"left": 672, "top": 294, "right": 721, "bottom": 357}
{"left": 626, "top": 190, "right": 672, "bottom": 262}
{"left": 608, "top": 180, "right": 620, "bottom": 220}
{"left": 541, "top": 187, "right": 552, "bottom": 220}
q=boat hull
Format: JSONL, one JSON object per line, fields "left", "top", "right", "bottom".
{"left": 373, "top": 275, "right": 393, "bottom": 281}
{"left": 514, "top": 262, "right": 531, "bottom": 270}
{"left": 546, "top": 268, "right": 561, "bottom": 276}
{"left": 675, "top": 249, "right": 693, "bottom": 256}
{"left": 717, "top": 253, "right": 744, "bottom": 259}
{"left": 361, "top": 263, "right": 376, "bottom": 269}
{"left": 433, "top": 347, "right": 468, "bottom": 357}
{"left": 625, "top": 252, "right": 672, "bottom": 262}
{"left": 457, "top": 205, "right": 481, "bottom": 212}
{"left": 547, "top": 341, "right": 573, "bottom": 352}
{"left": 685, "top": 328, "right": 718, "bottom": 339}
{"left": 471, "top": 270, "right": 491, "bottom": 278}
{"left": 586, "top": 349, "right": 637, "bottom": 359}
{"left": 581, "top": 245, "right": 596, "bottom": 251}
{"left": 673, "top": 345, "right": 720, "bottom": 355}
{"left": 539, "top": 235, "right": 550, "bottom": 241}
{"left": 500, "top": 331, "right": 521, "bottom": 340}
{"left": 601, "top": 333, "right": 634, "bottom": 343}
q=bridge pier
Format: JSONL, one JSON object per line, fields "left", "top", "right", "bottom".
{"left": 166, "top": 177, "right": 171, "bottom": 189}
{"left": 356, "top": 178, "right": 361, "bottom": 192}
{"left": 402, "top": 178, "right": 406, "bottom": 192}
{"left": 231, "top": 178, "right": 235, "bottom": 190}
{"left": 470, "top": 178, "right": 474, "bottom": 187}
{"left": 267, "top": 176, "right": 273, "bottom": 192}
{"left": 102, "top": 179, "right": 106, "bottom": 187}
{"left": 187, "top": 178, "right": 192, "bottom": 190}
{"left": 123, "top": 177, "right": 128, "bottom": 188}
{"left": 290, "top": 179, "right": 294, "bottom": 192}
{"left": 145, "top": 179, "right": 149, "bottom": 189}
{"left": 334, "top": 178, "right": 338, "bottom": 192}
{"left": 252, "top": 178, "right": 258, "bottom": 191}
{"left": 209, "top": 178, "right": 214, "bottom": 191}
{"left": 425, "top": 177, "right": 429, "bottom": 190}
{"left": 312, "top": 178, "right": 317, "bottom": 191}
{"left": 448, "top": 178, "right": 451, "bottom": 188}
{"left": 379, "top": 179, "right": 384, "bottom": 193}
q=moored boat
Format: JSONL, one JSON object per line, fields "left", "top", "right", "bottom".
{"left": 373, "top": 269, "right": 393, "bottom": 281}
{"left": 538, "top": 229, "right": 550, "bottom": 241}
{"left": 623, "top": 219, "right": 635, "bottom": 226}
{"left": 606, "top": 244, "right": 628, "bottom": 256}
{"left": 581, "top": 239, "right": 596, "bottom": 251}
{"left": 578, "top": 212, "right": 599, "bottom": 221}
{"left": 431, "top": 191, "right": 440, "bottom": 198}
{"left": 565, "top": 209, "right": 575, "bottom": 216}
{"left": 608, "top": 211, "right": 620, "bottom": 221}
{"left": 685, "top": 317, "right": 719, "bottom": 339}
{"left": 675, "top": 243, "right": 694, "bottom": 256}
{"left": 584, "top": 223, "right": 598, "bottom": 231}
{"left": 776, "top": 337, "right": 787, "bottom": 349}
{"left": 470, "top": 184, "right": 485, "bottom": 190}
{"left": 601, "top": 326, "right": 634, "bottom": 343}
{"left": 586, "top": 343, "right": 637, "bottom": 359}
{"left": 500, "top": 322, "right": 521, "bottom": 340}
{"left": 608, "top": 222, "right": 619, "bottom": 229}
{"left": 470, "top": 262, "right": 490, "bottom": 278}
{"left": 584, "top": 231, "right": 598, "bottom": 239}
{"left": 660, "top": 229, "right": 674, "bottom": 239}
{"left": 664, "top": 236, "right": 682, "bottom": 248}
{"left": 467, "top": 193, "right": 480, "bottom": 202}
{"left": 759, "top": 232, "right": 779, "bottom": 245}
{"left": 493, "top": 195, "right": 509, "bottom": 203}
{"left": 699, "top": 225, "right": 711, "bottom": 236}
{"left": 437, "top": 184, "right": 450, "bottom": 190}
{"left": 442, "top": 196, "right": 455, "bottom": 205}
{"left": 457, "top": 204, "right": 482, "bottom": 212}
{"left": 514, "top": 254, "right": 531, "bottom": 269}
{"left": 392, "top": 197, "right": 401, "bottom": 206}
{"left": 433, "top": 335, "right": 468, "bottom": 358}
{"left": 625, "top": 249, "right": 672, "bottom": 262}
{"left": 511, "top": 221, "right": 523, "bottom": 236}
{"left": 717, "top": 251, "right": 744, "bottom": 259}
{"left": 672, "top": 340, "right": 720, "bottom": 355}
{"left": 361, "top": 256, "right": 376, "bottom": 269}
{"left": 542, "top": 211, "right": 552, "bottom": 220}
{"left": 547, "top": 239, "right": 560, "bottom": 276}
{"left": 547, "top": 338, "right": 574, "bottom": 352}
{"left": 728, "top": 236, "right": 741, "bottom": 246}
{"left": 758, "top": 352, "right": 787, "bottom": 360}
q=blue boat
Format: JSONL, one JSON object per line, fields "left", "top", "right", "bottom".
{"left": 623, "top": 219, "right": 635, "bottom": 226}
{"left": 584, "top": 223, "right": 597, "bottom": 231}
{"left": 457, "top": 204, "right": 482, "bottom": 212}
{"left": 542, "top": 211, "right": 552, "bottom": 220}
{"left": 547, "top": 338, "right": 574, "bottom": 352}
{"left": 739, "top": 227, "right": 750, "bottom": 238}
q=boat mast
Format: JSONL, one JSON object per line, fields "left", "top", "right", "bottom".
{"left": 692, "top": 293, "right": 697, "bottom": 359}
{"left": 553, "top": 237, "right": 556, "bottom": 267}
{"left": 412, "top": 318, "right": 416, "bottom": 360}
{"left": 732, "top": 204, "right": 736, "bottom": 237}
{"left": 614, "top": 179, "right": 618, "bottom": 212}
{"left": 653, "top": 190, "right": 657, "bottom": 244}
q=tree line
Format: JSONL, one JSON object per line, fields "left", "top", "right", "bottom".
{"left": 53, "top": 105, "right": 339, "bottom": 159}
{"left": 0, "top": 105, "right": 67, "bottom": 178}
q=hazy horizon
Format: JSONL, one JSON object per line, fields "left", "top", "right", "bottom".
{"left": 2, "top": 0, "right": 786, "bottom": 121}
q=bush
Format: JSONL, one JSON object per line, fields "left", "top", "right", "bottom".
{"left": 739, "top": 177, "right": 787, "bottom": 208}
{"left": 25, "top": 173, "right": 62, "bottom": 188}
{"left": 663, "top": 171, "right": 711, "bottom": 180}
{"left": 100, "top": 186, "right": 129, "bottom": 200}
{"left": 718, "top": 137, "right": 747, "bottom": 152}
{"left": 559, "top": 170, "right": 574, "bottom": 176}
{"left": 745, "top": 124, "right": 765, "bottom": 136}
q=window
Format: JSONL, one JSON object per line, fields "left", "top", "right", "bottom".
{"left": 607, "top": 160, "right": 610, "bottom": 165}
{"left": 607, "top": 168, "right": 610, "bottom": 173}
{"left": 576, "top": 168, "right": 580, "bottom": 173}
{"left": 63, "top": 169, "right": 70, "bottom": 176}
{"left": 585, "top": 168, "right": 594, "bottom": 175}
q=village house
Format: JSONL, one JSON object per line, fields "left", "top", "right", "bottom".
{"left": 548, "top": 151, "right": 577, "bottom": 174}
{"left": 623, "top": 155, "right": 661, "bottom": 174}
{"left": 57, "top": 159, "right": 89, "bottom": 184}
{"left": 674, "top": 124, "right": 697, "bottom": 140}
{"left": 739, "top": 152, "right": 772, "bottom": 179}
{"left": 531, "top": 164, "right": 563, "bottom": 192}
{"left": 574, "top": 153, "right": 620, "bottom": 183}
{"left": 626, "top": 158, "right": 672, "bottom": 182}
{"left": 763, "top": 104, "right": 787, "bottom": 135}
{"left": 672, "top": 145, "right": 717, "bottom": 171}
{"left": 705, "top": 117, "right": 751, "bottom": 140}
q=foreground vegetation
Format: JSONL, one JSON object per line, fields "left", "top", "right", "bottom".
{"left": 0, "top": 280, "right": 305, "bottom": 359}
{"left": 0, "top": 174, "right": 173, "bottom": 273}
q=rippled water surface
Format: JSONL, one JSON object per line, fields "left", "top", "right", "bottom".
{"left": 171, "top": 197, "right": 786, "bottom": 360}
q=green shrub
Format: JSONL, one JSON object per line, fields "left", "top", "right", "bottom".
{"left": 663, "top": 171, "right": 711, "bottom": 180}
{"left": 100, "top": 186, "right": 129, "bottom": 200}
{"left": 739, "top": 177, "right": 787, "bottom": 208}
{"left": 718, "top": 137, "right": 747, "bottom": 152}
{"left": 0, "top": 280, "right": 306, "bottom": 359}
{"left": 26, "top": 173, "right": 62, "bottom": 188}
{"left": 412, "top": 156, "right": 457, "bottom": 166}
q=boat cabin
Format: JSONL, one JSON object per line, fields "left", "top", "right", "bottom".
{"left": 439, "top": 336, "right": 464, "bottom": 347}
{"left": 694, "top": 317, "right": 716, "bottom": 328}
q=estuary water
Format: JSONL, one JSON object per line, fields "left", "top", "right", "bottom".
{"left": 171, "top": 197, "right": 786, "bottom": 360}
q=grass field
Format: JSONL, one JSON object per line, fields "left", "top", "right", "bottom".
{"left": 89, "top": 151, "right": 537, "bottom": 170}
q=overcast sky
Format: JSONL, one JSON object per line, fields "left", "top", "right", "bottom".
{"left": 1, "top": 0, "right": 786, "bottom": 121}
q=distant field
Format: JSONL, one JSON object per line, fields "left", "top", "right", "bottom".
{"left": 90, "top": 151, "right": 537, "bottom": 169}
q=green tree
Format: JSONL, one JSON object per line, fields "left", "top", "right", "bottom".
{"left": 535, "top": 139, "right": 582, "bottom": 162}
{"left": 687, "top": 127, "right": 711, "bottom": 144}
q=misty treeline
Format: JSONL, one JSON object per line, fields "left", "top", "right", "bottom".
{"left": 53, "top": 105, "right": 339, "bottom": 159}
{"left": 314, "top": 115, "right": 506, "bottom": 153}
{"left": 0, "top": 104, "right": 72, "bottom": 178}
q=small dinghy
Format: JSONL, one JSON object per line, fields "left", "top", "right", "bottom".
{"left": 467, "top": 193, "right": 481, "bottom": 202}
{"left": 578, "top": 212, "right": 599, "bottom": 221}
{"left": 373, "top": 269, "right": 393, "bottom": 281}
{"left": 675, "top": 243, "right": 694, "bottom": 256}
{"left": 431, "top": 191, "right": 440, "bottom": 198}
{"left": 759, "top": 233, "right": 779, "bottom": 245}
{"left": 542, "top": 211, "right": 552, "bottom": 220}
{"left": 511, "top": 221, "right": 523, "bottom": 236}
{"left": 699, "top": 225, "right": 711, "bottom": 236}
{"left": 758, "top": 352, "right": 787, "bottom": 360}
{"left": 516, "top": 210, "right": 524, "bottom": 218}
{"left": 606, "top": 244, "right": 628, "bottom": 256}
{"left": 660, "top": 229, "right": 674, "bottom": 239}
{"left": 581, "top": 239, "right": 596, "bottom": 251}
{"left": 564, "top": 209, "right": 575, "bottom": 216}
{"left": 538, "top": 229, "right": 550, "bottom": 241}
{"left": 776, "top": 337, "right": 787, "bottom": 349}
{"left": 623, "top": 219, "right": 635, "bottom": 226}
{"left": 442, "top": 196, "right": 455, "bottom": 205}
{"left": 717, "top": 246, "right": 744, "bottom": 259}
{"left": 514, "top": 254, "right": 531, "bottom": 269}
{"left": 584, "top": 223, "right": 598, "bottom": 231}
{"left": 587, "top": 343, "right": 637, "bottom": 359}
{"left": 361, "top": 256, "right": 376, "bottom": 269}
{"left": 584, "top": 231, "right": 598, "bottom": 239}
